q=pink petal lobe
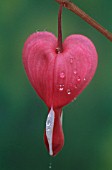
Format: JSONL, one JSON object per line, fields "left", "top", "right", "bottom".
{"left": 53, "top": 34, "right": 98, "bottom": 107}
{"left": 23, "top": 32, "right": 57, "bottom": 107}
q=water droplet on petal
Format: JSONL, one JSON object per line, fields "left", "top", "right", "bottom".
{"left": 67, "top": 89, "right": 71, "bottom": 95}
{"left": 59, "top": 87, "right": 64, "bottom": 91}
{"left": 59, "top": 84, "right": 64, "bottom": 91}
{"left": 60, "top": 84, "right": 64, "bottom": 87}
{"left": 77, "top": 76, "right": 81, "bottom": 82}
{"left": 73, "top": 70, "right": 77, "bottom": 75}
{"left": 60, "top": 72, "right": 65, "bottom": 79}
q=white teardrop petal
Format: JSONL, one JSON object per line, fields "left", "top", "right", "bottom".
{"left": 46, "top": 107, "right": 55, "bottom": 156}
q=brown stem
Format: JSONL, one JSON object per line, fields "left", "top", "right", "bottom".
{"left": 56, "top": 5, "right": 63, "bottom": 53}
{"left": 55, "top": 0, "right": 112, "bottom": 42}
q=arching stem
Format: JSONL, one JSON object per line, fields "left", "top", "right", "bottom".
{"left": 56, "top": 5, "right": 63, "bottom": 53}
{"left": 56, "top": 0, "right": 112, "bottom": 42}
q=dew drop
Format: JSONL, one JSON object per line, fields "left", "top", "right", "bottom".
{"left": 59, "top": 87, "right": 64, "bottom": 91}
{"left": 77, "top": 76, "right": 81, "bottom": 82}
{"left": 60, "top": 72, "right": 65, "bottom": 79}
{"left": 59, "top": 84, "right": 64, "bottom": 91}
{"left": 73, "top": 70, "right": 77, "bottom": 75}
{"left": 67, "top": 89, "right": 71, "bottom": 95}
{"left": 84, "top": 78, "right": 86, "bottom": 81}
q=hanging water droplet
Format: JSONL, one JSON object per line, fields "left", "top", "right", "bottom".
{"left": 67, "top": 89, "right": 71, "bottom": 95}
{"left": 60, "top": 72, "right": 65, "bottom": 79}
{"left": 49, "top": 163, "right": 52, "bottom": 169}
{"left": 77, "top": 76, "right": 81, "bottom": 82}
{"left": 84, "top": 78, "right": 86, "bottom": 81}
{"left": 48, "top": 157, "right": 52, "bottom": 169}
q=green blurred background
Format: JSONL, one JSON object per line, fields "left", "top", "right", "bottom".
{"left": 0, "top": 0, "right": 112, "bottom": 169}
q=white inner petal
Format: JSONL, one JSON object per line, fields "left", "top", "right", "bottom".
{"left": 46, "top": 107, "right": 55, "bottom": 156}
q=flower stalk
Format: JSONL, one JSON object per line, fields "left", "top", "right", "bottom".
{"left": 55, "top": 0, "right": 112, "bottom": 42}
{"left": 56, "top": 4, "right": 63, "bottom": 53}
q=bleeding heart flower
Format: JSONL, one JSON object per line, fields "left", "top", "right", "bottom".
{"left": 22, "top": 5, "right": 98, "bottom": 156}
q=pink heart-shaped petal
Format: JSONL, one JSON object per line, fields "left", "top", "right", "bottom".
{"left": 23, "top": 31, "right": 97, "bottom": 108}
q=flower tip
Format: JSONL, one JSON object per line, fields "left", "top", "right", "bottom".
{"left": 44, "top": 108, "right": 64, "bottom": 156}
